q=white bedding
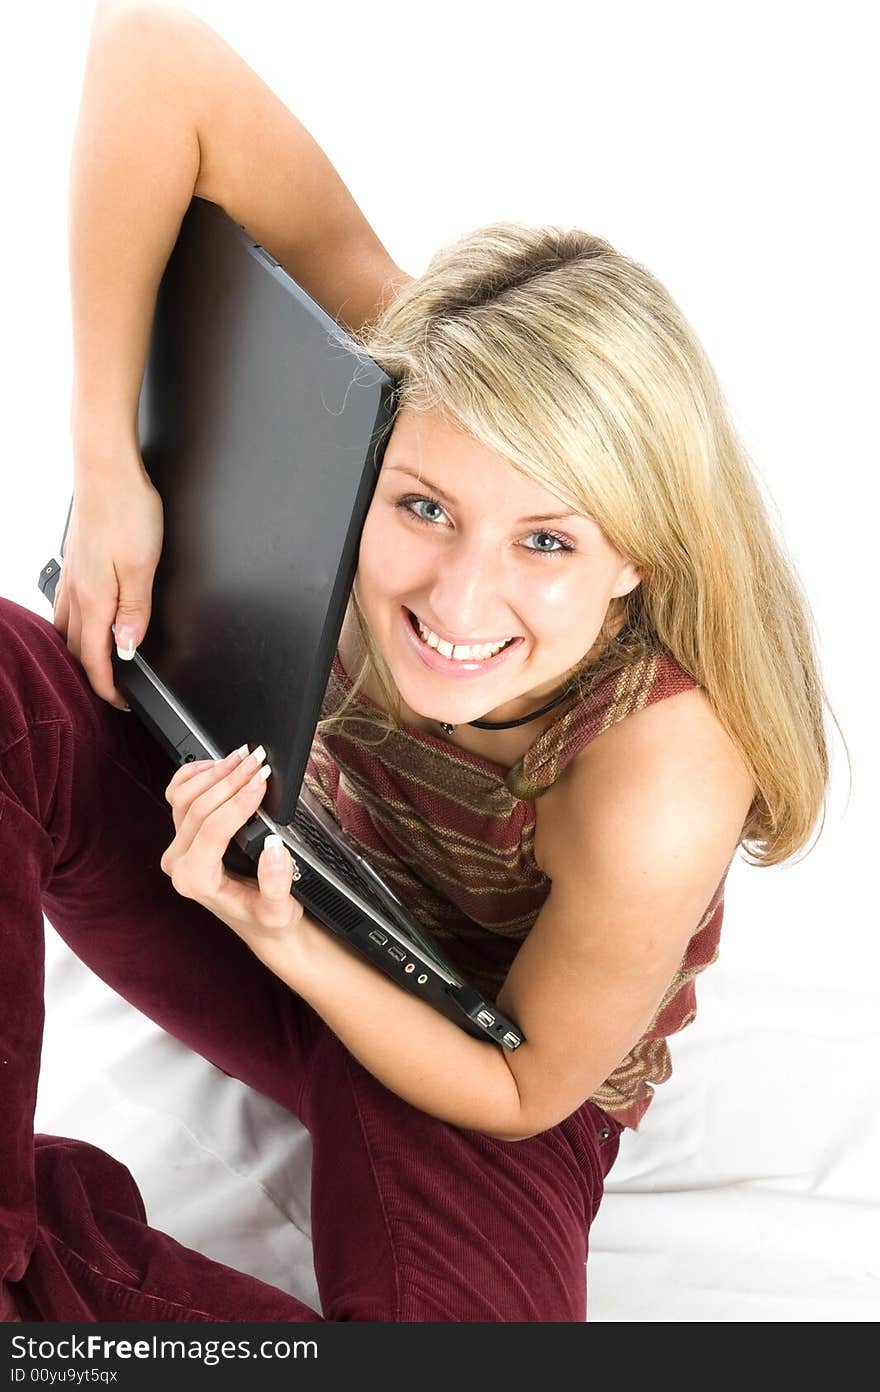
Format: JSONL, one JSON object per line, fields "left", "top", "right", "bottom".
{"left": 34, "top": 842, "right": 880, "bottom": 1322}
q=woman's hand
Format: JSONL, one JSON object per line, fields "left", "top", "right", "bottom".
{"left": 160, "top": 744, "right": 304, "bottom": 955}
{"left": 53, "top": 448, "right": 165, "bottom": 711}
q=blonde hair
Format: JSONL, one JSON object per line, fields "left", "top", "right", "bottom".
{"left": 321, "top": 221, "right": 849, "bottom": 868}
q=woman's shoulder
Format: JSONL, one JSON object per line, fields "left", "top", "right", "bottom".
{"left": 510, "top": 644, "right": 698, "bottom": 798}
{"left": 533, "top": 668, "right": 756, "bottom": 875}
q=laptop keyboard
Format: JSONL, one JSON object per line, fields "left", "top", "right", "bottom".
{"left": 289, "top": 805, "right": 392, "bottom": 916}
{"left": 287, "top": 803, "right": 453, "bottom": 973}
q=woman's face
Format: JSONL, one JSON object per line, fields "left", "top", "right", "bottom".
{"left": 355, "top": 406, "right": 641, "bottom": 728}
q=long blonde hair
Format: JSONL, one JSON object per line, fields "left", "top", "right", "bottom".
{"left": 322, "top": 221, "right": 848, "bottom": 868}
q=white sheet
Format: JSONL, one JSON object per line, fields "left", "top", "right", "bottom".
{"left": 34, "top": 849, "right": 880, "bottom": 1321}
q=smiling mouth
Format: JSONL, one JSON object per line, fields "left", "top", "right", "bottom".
{"left": 406, "top": 609, "right": 516, "bottom": 662}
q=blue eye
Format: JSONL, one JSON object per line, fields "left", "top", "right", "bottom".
{"left": 397, "top": 496, "right": 448, "bottom": 525}
{"left": 398, "top": 495, "right": 453, "bottom": 526}
{"left": 524, "top": 531, "right": 573, "bottom": 556}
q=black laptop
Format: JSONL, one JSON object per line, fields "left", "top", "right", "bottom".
{"left": 37, "top": 196, "right": 523, "bottom": 1052}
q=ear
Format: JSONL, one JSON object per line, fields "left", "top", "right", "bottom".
{"left": 611, "top": 560, "right": 641, "bottom": 600}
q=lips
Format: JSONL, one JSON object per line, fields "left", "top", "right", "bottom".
{"left": 400, "top": 607, "right": 522, "bottom": 678}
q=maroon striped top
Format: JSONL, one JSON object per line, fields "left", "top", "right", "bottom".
{"left": 304, "top": 645, "right": 740, "bottom": 1130}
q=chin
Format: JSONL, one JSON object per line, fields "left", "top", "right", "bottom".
{"left": 394, "top": 675, "right": 484, "bottom": 726}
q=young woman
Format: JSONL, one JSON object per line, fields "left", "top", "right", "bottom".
{"left": 0, "top": 2, "right": 841, "bottom": 1322}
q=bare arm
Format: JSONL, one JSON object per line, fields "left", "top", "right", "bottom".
{"left": 70, "top": 0, "right": 411, "bottom": 460}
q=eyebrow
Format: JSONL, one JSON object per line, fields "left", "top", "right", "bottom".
{"left": 384, "top": 464, "right": 583, "bottom": 525}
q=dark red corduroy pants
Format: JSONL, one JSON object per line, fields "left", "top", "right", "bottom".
{"left": 0, "top": 595, "right": 623, "bottom": 1323}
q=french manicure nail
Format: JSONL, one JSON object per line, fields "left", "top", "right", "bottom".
{"left": 248, "top": 764, "right": 271, "bottom": 786}
{"left": 220, "top": 745, "right": 246, "bottom": 765}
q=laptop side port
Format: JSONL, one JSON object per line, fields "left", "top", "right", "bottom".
{"left": 368, "top": 929, "right": 388, "bottom": 946}
{"left": 502, "top": 1031, "right": 521, "bottom": 1049}
{"left": 476, "top": 1009, "right": 496, "bottom": 1029}
{"left": 387, "top": 945, "right": 406, "bottom": 963}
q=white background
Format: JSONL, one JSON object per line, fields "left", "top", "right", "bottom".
{"left": 1, "top": 0, "right": 877, "bottom": 1320}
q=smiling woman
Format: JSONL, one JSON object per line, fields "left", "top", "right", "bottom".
{"left": 2, "top": 0, "right": 851, "bottom": 1330}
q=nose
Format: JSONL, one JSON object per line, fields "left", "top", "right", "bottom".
{"left": 424, "top": 537, "right": 502, "bottom": 639}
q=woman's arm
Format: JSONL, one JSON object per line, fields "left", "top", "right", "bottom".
{"left": 70, "top": 0, "right": 411, "bottom": 465}
{"left": 234, "top": 692, "right": 752, "bottom": 1142}
{"left": 269, "top": 915, "right": 527, "bottom": 1140}
{"left": 158, "top": 695, "right": 751, "bottom": 1141}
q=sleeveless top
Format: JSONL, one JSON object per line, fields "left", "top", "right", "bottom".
{"left": 303, "top": 645, "right": 745, "bottom": 1131}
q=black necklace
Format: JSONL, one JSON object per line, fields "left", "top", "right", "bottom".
{"left": 438, "top": 681, "right": 578, "bottom": 735}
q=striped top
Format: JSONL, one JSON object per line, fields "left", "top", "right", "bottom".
{"left": 304, "top": 646, "right": 740, "bottom": 1131}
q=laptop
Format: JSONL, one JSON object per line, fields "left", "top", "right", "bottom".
{"left": 38, "top": 196, "right": 523, "bottom": 1052}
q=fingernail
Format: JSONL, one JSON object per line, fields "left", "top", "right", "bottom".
{"left": 218, "top": 744, "right": 247, "bottom": 766}
{"left": 263, "top": 833, "right": 286, "bottom": 864}
{"left": 248, "top": 764, "right": 271, "bottom": 786}
{"left": 115, "top": 628, "right": 137, "bottom": 661}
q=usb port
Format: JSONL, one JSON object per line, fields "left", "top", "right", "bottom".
{"left": 502, "top": 1031, "right": 521, "bottom": 1049}
{"left": 476, "top": 1009, "right": 495, "bottom": 1029}
{"left": 368, "top": 929, "right": 388, "bottom": 946}
{"left": 387, "top": 945, "right": 406, "bottom": 963}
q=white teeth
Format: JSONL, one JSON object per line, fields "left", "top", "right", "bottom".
{"left": 414, "top": 615, "right": 511, "bottom": 661}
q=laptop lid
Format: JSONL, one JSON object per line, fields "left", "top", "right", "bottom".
{"left": 122, "top": 195, "right": 395, "bottom": 826}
